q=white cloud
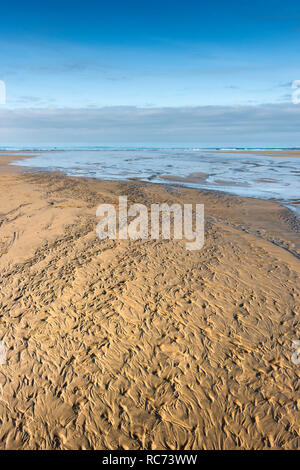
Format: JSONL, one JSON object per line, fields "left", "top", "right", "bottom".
{"left": 0, "top": 103, "right": 299, "bottom": 145}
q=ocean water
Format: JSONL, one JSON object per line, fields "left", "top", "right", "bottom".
{"left": 8, "top": 147, "right": 300, "bottom": 213}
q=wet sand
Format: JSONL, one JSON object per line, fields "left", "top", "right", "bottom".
{"left": 0, "top": 154, "right": 36, "bottom": 173}
{"left": 159, "top": 172, "right": 209, "bottom": 184}
{"left": 8, "top": 149, "right": 300, "bottom": 211}
{"left": 0, "top": 155, "right": 299, "bottom": 449}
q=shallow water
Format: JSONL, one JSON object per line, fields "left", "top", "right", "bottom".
{"left": 10, "top": 148, "right": 300, "bottom": 213}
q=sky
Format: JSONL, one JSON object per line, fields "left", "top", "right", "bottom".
{"left": 0, "top": 0, "right": 300, "bottom": 146}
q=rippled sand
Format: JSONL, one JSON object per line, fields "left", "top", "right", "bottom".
{"left": 0, "top": 156, "right": 299, "bottom": 449}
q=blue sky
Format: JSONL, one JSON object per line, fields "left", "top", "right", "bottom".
{"left": 0, "top": 0, "right": 300, "bottom": 145}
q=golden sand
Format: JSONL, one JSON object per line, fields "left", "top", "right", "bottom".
{"left": 0, "top": 155, "right": 299, "bottom": 449}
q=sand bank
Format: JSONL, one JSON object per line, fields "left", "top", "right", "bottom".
{"left": 0, "top": 154, "right": 37, "bottom": 174}
{"left": 0, "top": 155, "right": 299, "bottom": 449}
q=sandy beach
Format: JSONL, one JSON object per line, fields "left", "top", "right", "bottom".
{"left": 0, "top": 154, "right": 299, "bottom": 450}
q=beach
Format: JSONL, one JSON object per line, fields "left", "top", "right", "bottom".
{"left": 0, "top": 154, "right": 299, "bottom": 450}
